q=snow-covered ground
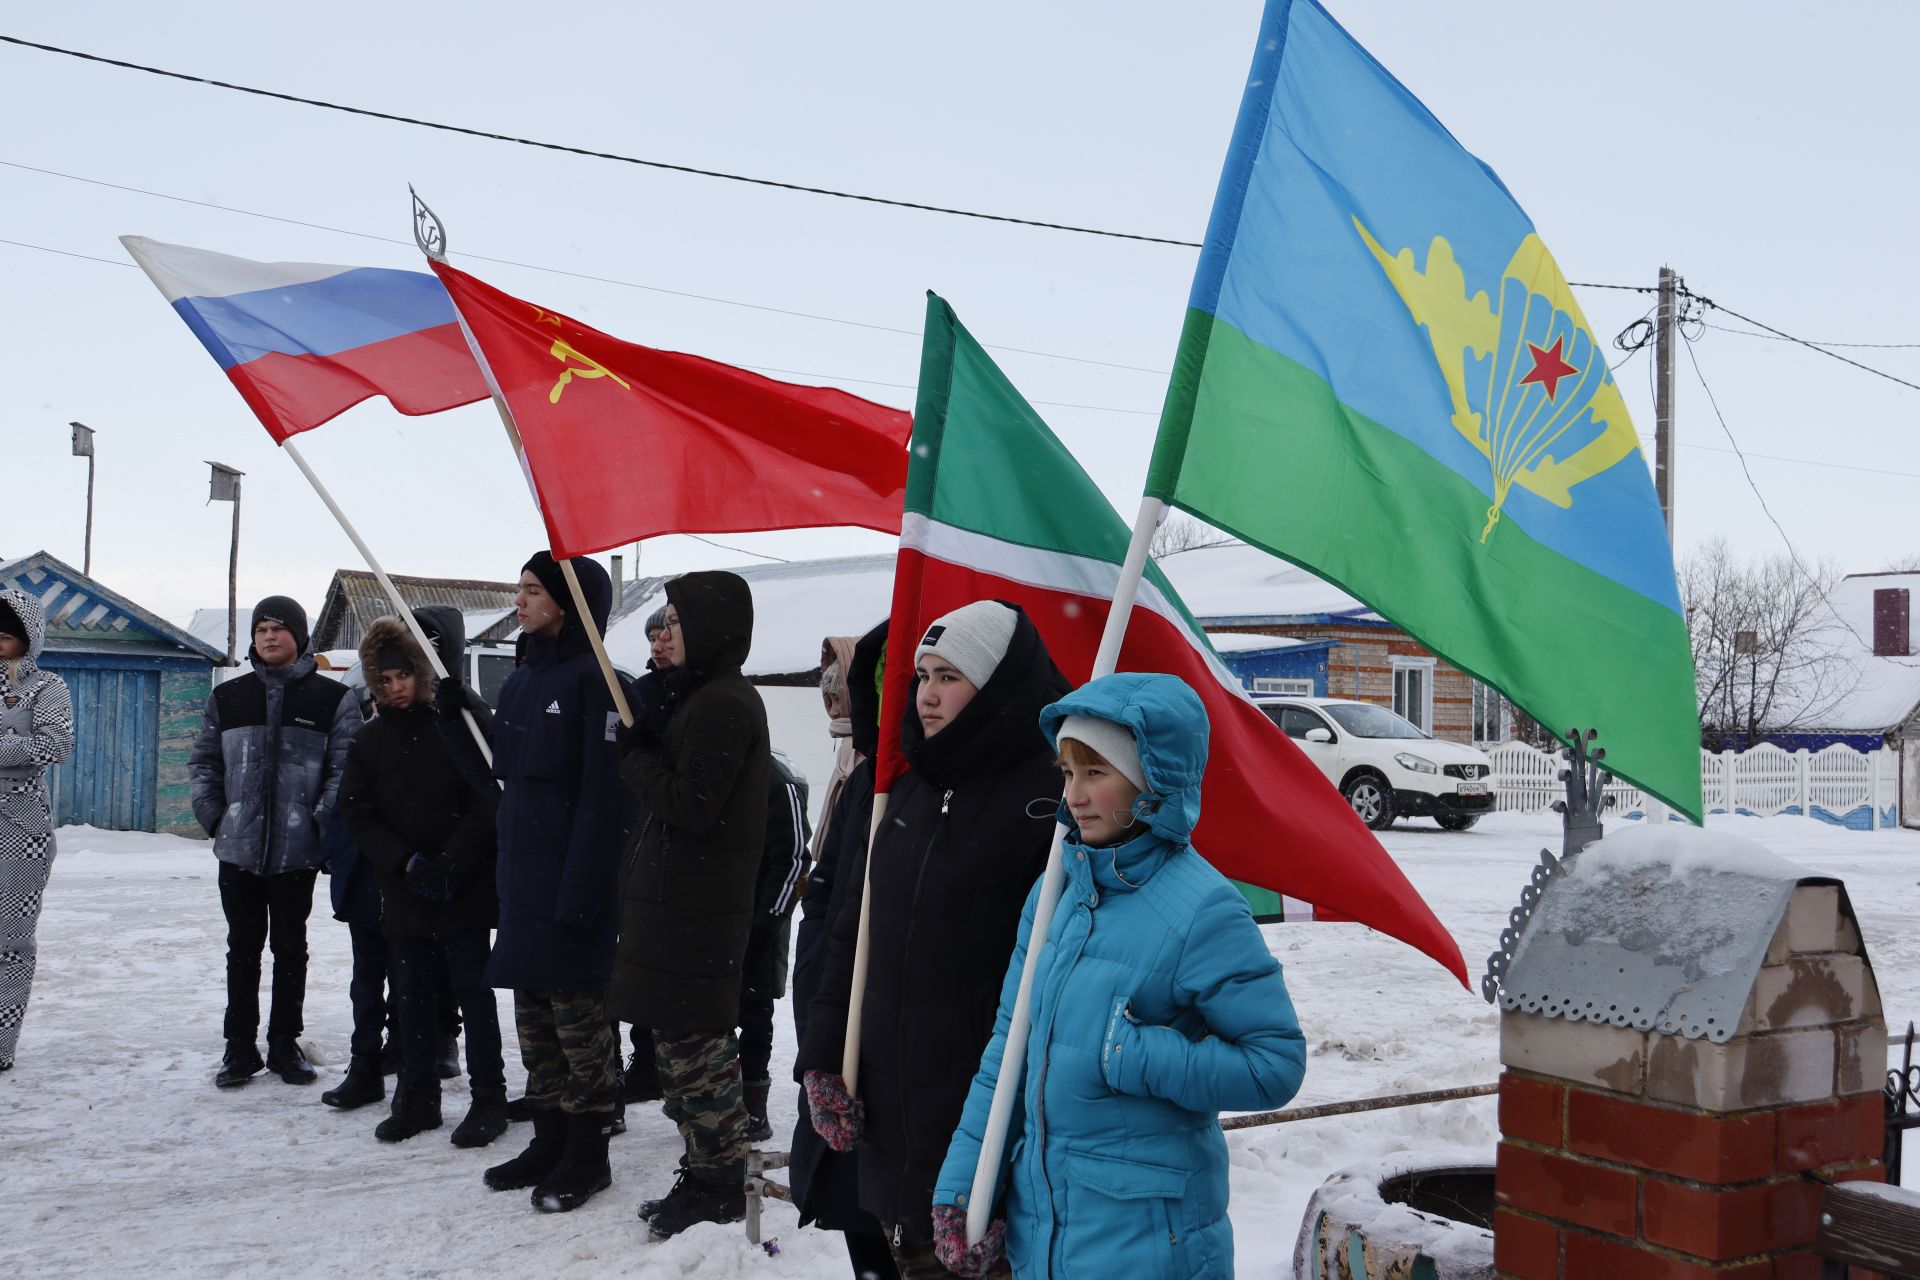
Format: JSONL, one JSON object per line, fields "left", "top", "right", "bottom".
{"left": 7, "top": 796, "right": 1915, "bottom": 1274}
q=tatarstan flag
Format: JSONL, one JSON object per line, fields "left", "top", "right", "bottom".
{"left": 1150, "top": 0, "right": 1701, "bottom": 816}
{"left": 880, "top": 293, "right": 1466, "bottom": 984}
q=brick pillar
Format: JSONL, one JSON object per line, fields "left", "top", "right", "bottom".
{"left": 1493, "top": 883, "right": 1887, "bottom": 1279}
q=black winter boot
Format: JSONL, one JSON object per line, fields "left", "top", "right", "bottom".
{"left": 609, "top": 1097, "right": 627, "bottom": 1137}
{"left": 636, "top": 1157, "right": 692, "bottom": 1221}
{"left": 644, "top": 1165, "right": 746, "bottom": 1240}
{"left": 374, "top": 1084, "right": 442, "bottom": 1143}
{"left": 379, "top": 1035, "right": 401, "bottom": 1076}
{"left": 622, "top": 1050, "right": 663, "bottom": 1103}
{"left": 321, "top": 1055, "right": 386, "bottom": 1110}
{"left": 214, "top": 1042, "right": 263, "bottom": 1089}
{"left": 505, "top": 1094, "right": 535, "bottom": 1123}
{"left": 531, "top": 1110, "right": 614, "bottom": 1214}
{"left": 484, "top": 1106, "right": 565, "bottom": 1191}
{"left": 742, "top": 1077, "right": 773, "bottom": 1143}
{"left": 266, "top": 1036, "right": 317, "bottom": 1085}
{"left": 450, "top": 1088, "right": 510, "bottom": 1149}
{"left": 436, "top": 1033, "right": 461, "bottom": 1081}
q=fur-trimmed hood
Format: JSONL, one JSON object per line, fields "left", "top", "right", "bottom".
{"left": 358, "top": 615, "right": 434, "bottom": 707}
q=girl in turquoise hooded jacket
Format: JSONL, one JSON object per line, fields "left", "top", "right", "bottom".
{"left": 931, "top": 672, "right": 1306, "bottom": 1279}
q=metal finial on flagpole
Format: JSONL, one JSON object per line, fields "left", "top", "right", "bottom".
{"left": 410, "top": 185, "right": 447, "bottom": 261}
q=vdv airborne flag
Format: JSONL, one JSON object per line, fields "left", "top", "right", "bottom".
{"left": 1149, "top": 0, "right": 1702, "bottom": 816}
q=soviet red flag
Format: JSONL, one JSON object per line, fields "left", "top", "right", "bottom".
{"left": 432, "top": 261, "right": 913, "bottom": 557}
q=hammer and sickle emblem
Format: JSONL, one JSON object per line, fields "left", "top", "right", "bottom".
{"left": 547, "top": 339, "right": 632, "bottom": 405}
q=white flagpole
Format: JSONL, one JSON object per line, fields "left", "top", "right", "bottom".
{"left": 278, "top": 438, "right": 494, "bottom": 769}
{"left": 965, "top": 494, "right": 1165, "bottom": 1244}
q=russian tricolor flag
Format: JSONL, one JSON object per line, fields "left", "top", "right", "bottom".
{"left": 121, "top": 236, "right": 490, "bottom": 442}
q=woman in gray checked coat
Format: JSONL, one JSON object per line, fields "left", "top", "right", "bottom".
{"left": 0, "top": 587, "right": 75, "bottom": 1072}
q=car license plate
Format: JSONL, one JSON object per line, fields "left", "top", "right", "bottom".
{"left": 1456, "top": 783, "right": 1487, "bottom": 796}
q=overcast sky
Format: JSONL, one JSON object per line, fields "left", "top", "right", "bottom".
{"left": 4, "top": 1, "right": 1917, "bottom": 629}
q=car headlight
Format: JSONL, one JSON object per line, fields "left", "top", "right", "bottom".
{"left": 1394, "top": 752, "right": 1438, "bottom": 775}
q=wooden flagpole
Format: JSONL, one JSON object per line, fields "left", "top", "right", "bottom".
{"left": 279, "top": 438, "right": 495, "bottom": 769}
{"left": 963, "top": 494, "right": 1165, "bottom": 1244}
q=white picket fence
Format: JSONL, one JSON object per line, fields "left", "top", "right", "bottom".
{"left": 1484, "top": 741, "right": 1901, "bottom": 831}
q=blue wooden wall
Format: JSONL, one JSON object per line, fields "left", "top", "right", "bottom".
{"left": 37, "top": 652, "right": 210, "bottom": 837}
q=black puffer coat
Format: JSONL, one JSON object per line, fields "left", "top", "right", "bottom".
{"left": 340, "top": 613, "right": 497, "bottom": 941}
{"left": 796, "top": 603, "right": 1066, "bottom": 1243}
{"left": 486, "top": 558, "right": 634, "bottom": 993}
{"left": 610, "top": 571, "right": 771, "bottom": 1033}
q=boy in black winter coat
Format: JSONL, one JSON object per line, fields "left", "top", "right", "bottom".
{"left": 473, "top": 554, "right": 632, "bottom": 1216}
{"left": 340, "top": 614, "right": 505, "bottom": 1149}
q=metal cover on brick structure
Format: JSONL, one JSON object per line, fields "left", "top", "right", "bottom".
{"left": 1498, "top": 828, "right": 1838, "bottom": 1043}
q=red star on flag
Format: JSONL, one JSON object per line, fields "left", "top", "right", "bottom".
{"left": 1518, "top": 335, "right": 1580, "bottom": 400}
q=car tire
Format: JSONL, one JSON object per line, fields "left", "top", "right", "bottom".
{"left": 1342, "top": 773, "right": 1395, "bottom": 831}
{"left": 1435, "top": 813, "right": 1479, "bottom": 832}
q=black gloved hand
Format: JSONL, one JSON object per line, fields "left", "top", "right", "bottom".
{"left": 616, "top": 717, "right": 661, "bottom": 751}
{"left": 405, "top": 852, "right": 454, "bottom": 902}
{"left": 433, "top": 675, "right": 471, "bottom": 723}
{"left": 626, "top": 671, "right": 675, "bottom": 741}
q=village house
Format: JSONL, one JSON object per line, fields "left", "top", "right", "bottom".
{"left": 1, "top": 551, "right": 225, "bottom": 836}
{"left": 1156, "top": 542, "right": 1514, "bottom": 746}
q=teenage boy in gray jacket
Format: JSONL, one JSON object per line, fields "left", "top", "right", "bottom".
{"left": 190, "top": 596, "right": 360, "bottom": 1090}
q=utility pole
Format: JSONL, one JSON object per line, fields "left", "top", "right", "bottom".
{"left": 208, "top": 462, "right": 244, "bottom": 665}
{"left": 1653, "top": 266, "right": 1679, "bottom": 541}
{"left": 69, "top": 422, "right": 96, "bottom": 575}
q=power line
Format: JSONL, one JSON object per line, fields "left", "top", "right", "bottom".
{"left": 0, "top": 34, "right": 1203, "bottom": 248}
{"left": 1699, "top": 318, "right": 1920, "bottom": 351}
{"left": 0, "top": 235, "right": 129, "bottom": 268}
{"left": 1678, "top": 330, "right": 1913, "bottom": 666}
{"left": 0, "top": 232, "right": 1161, "bottom": 418}
{"left": 0, "top": 157, "right": 1174, "bottom": 377}
{"left": 1685, "top": 288, "right": 1920, "bottom": 395}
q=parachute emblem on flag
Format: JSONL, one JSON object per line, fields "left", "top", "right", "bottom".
{"left": 1353, "top": 218, "right": 1641, "bottom": 543}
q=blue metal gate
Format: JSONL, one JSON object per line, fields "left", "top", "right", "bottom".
{"left": 45, "top": 666, "right": 158, "bottom": 831}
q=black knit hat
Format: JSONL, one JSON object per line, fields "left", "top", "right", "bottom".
{"left": 0, "top": 598, "right": 24, "bottom": 646}
{"left": 521, "top": 552, "right": 571, "bottom": 616}
{"left": 250, "top": 595, "right": 310, "bottom": 655}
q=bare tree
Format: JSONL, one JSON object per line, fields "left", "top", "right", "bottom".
{"left": 1151, "top": 512, "right": 1237, "bottom": 559}
{"left": 1883, "top": 552, "right": 1920, "bottom": 572}
{"left": 1680, "top": 539, "right": 1855, "bottom": 748}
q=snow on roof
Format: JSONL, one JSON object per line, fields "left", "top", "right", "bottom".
{"left": 1157, "top": 543, "right": 1383, "bottom": 625}
{"left": 603, "top": 555, "right": 894, "bottom": 678}
{"left": 1203, "top": 631, "right": 1314, "bottom": 654}
{"left": 462, "top": 607, "right": 515, "bottom": 643}
{"left": 1792, "top": 572, "right": 1920, "bottom": 731}
{"left": 187, "top": 608, "right": 232, "bottom": 648}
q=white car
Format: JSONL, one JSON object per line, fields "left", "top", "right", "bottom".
{"left": 1254, "top": 696, "right": 1496, "bottom": 832}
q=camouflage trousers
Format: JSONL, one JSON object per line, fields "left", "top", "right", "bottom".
{"left": 514, "top": 988, "right": 619, "bottom": 1115}
{"left": 654, "top": 1026, "right": 752, "bottom": 1179}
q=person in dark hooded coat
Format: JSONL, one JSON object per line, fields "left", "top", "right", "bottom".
{"left": 474, "top": 553, "right": 634, "bottom": 1216}
{"left": 610, "top": 570, "right": 771, "bottom": 1240}
{"left": 340, "top": 610, "right": 504, "bottom": 1148}
{"left": 787, "top": 619, "right": 899, "bottom": 1280}
{"left": 795, "top": 600, "right": 1066, "bottom": 1276}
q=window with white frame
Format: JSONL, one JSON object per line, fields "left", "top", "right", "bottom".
{"left": 1471, "top": 680, "right": 1511, "bottom": 745}
{"left": 1252, "top": 677, "right": 1315, "bottom": 697}
{"left": 1391, "top": 656, "right": 1435, "bottom": 733}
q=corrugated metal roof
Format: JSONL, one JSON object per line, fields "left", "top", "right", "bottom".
{"left": 313, "top": 570, "right": 519, "bottom": 652}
